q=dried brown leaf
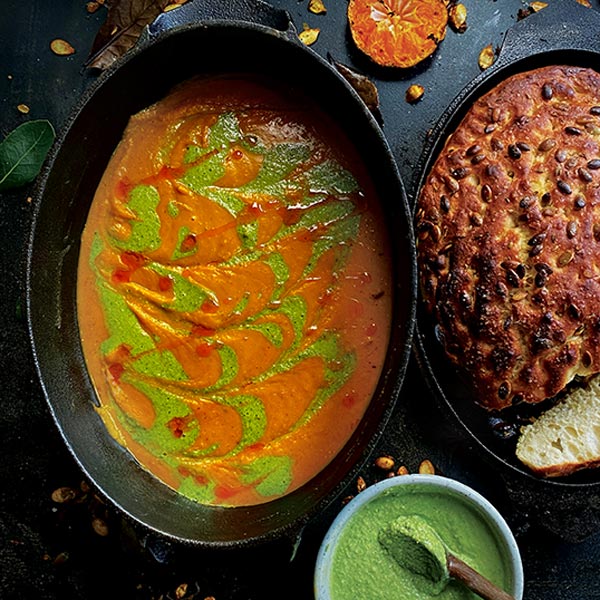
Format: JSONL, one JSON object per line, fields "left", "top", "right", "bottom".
{"left": 330, "top": 58, "right": 382, "bottom": 123}
{"left": 86, "top": 0, "right": 188, "bottom": 70}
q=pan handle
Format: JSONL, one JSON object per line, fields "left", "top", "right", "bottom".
{"left": 496, "top": 0, "right": 600, "bottom": 67}
{"left": 147, "top": 0, "right": 296, "bottom": 39}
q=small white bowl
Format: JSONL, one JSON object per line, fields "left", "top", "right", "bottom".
{"left": 314, "top": 474, "right": 524, "bottom": 600}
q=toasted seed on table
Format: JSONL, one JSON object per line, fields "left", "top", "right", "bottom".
{"left": 175, "top": 583, "right": 188, "bottom": 599}
{"left": 53, "top": 552, "right": 69, "bottom": 566}
{"left": 478, "top": 45, "right": 495, "bottom": 70}
{"left": 299, "top": 25, "right": 320, "bottom": 45}
{"left": 397, "top": 465, "right": 409, "bottom": 476}
{"left": 448, "top": 3, "right": 468, "bottom": 33}
{"left": 418, "top": 459, "right": 435, "bottom": 475}
{"left": 308, "top": 0, "right": 327, "bottom": 14}
{"left": 356, "top": 476, "right": 367, "bottom": 492}
{"left": 405, "top": 84, "right": 425, "bottom": 103}
{"left": 91, "top": 517, "right": 109, "bottom": 537}
{"left": 374, "top": 455, "right": 395, "bottom": 471}
{"left": 50, "top": 39, "right": 75, "bottom": 56}
{"left": 51, "top": 487, "right": 77, "bottom": 503}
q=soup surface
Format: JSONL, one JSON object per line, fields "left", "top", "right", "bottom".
{"left": 77, "top": 77, "right": 392, "bottom": 506}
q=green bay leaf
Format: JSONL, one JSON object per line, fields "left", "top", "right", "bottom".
{"left": 0, "top": 120, "right": 55, "bottom": 191}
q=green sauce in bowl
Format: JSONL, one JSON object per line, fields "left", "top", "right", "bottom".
{"left": 315, "top": 475, "right": 523, "bottom": 600}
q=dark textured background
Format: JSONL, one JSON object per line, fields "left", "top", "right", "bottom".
{"left": 1, "top": 0, "right": 600, "bottom": 598}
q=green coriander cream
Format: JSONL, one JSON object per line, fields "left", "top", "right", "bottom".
{"left": 328, "top": 483, "right": 513, "bottom": 600}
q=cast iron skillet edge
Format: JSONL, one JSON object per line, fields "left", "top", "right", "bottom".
{"left": 412, "top": 0, "right": 600, "bottom": 541}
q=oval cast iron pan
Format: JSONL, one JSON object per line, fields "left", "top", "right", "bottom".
{"left": 413, "top": 0, "right": 600, "bottom": 541}
{"left": 25, "top": 0, "right": 417, "bottom": 549}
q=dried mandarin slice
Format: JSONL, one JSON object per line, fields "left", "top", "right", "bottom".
{"left": 348, "top": 0, "right": 448, "bottom": 68}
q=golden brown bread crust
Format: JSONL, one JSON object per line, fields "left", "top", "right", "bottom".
{"left": 417, "top": 65, "right": 600, "bottom": 410}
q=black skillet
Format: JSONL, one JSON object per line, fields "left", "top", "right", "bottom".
{"left": 25, "top": 0, "right": 416, "bottom": 549}
{"left": 413, "top": 0, "right": 600, "bottom": 541}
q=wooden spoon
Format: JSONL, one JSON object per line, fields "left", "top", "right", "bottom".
{"left": 378, "top": 515, "right": 515, "bottom": 600}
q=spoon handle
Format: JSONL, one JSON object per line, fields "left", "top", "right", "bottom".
{"left": 447, "top": 553, "right": 516, "bottom": 600}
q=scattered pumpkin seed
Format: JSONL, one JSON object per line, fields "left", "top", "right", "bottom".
{"left": 308, "top": 0, "right": 327, "bottom": 15}
{"left": 175, "top": 583, "right": 188, "bottom": 599}
{"left": 478, "top": 45, "right": 496, "bottom": 70}
{"left": 448, "top": 3, "right": 467, "bottom": 33}
{"left": 397, "top": 465, "right": 409, "bottom": 476}
{"left": 299, "top": 24, "right": 320, "bottom": 46}
{"left": 356, "top": 475, "right": 367, "bottom": 492}
{"left": 53, "top": 551, "right": 69, "bottom": 566}
{"left": 91, "top": 517, "right": 109, "bottom": 537}
{"left": 418, "top": 459, "right": 435, "bottom": 475}
{"left": 405, "top": 83, "right": 425, "bottom": 104}
{"left": 86, "top": 1, "right": 100, "bottom": 13}
{"left": 50, "top": 39, "right": 75, "bottom": 56}
{"left": 530, "top": 1, "right": 548, "bottom": 10}
{"left": 374, "top": 455, "right": 395, "bottom": 471}
{"left": 51, "top": 487, "right": 77, "bottom": 503}
{"left": 17, "top": 104, "right": 30, "bottom": 114}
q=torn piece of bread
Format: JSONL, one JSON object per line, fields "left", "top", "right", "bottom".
{"left": 516, "top": 377, "right": 600, "bottom": 477}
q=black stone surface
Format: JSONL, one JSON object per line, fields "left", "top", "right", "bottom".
{"left": 1, "top": 0, "right": 600, "bottom": 598}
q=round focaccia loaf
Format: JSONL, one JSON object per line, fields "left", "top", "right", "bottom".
{"left": 417, "top": 65, "right": 600, "bottom": 410}
{"left": 516, "top": 376, "right": 600, "bottom": 477}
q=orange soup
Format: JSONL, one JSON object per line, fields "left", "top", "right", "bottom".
{"left": 77, "top": 77, "right": 392, "bottom": 507}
